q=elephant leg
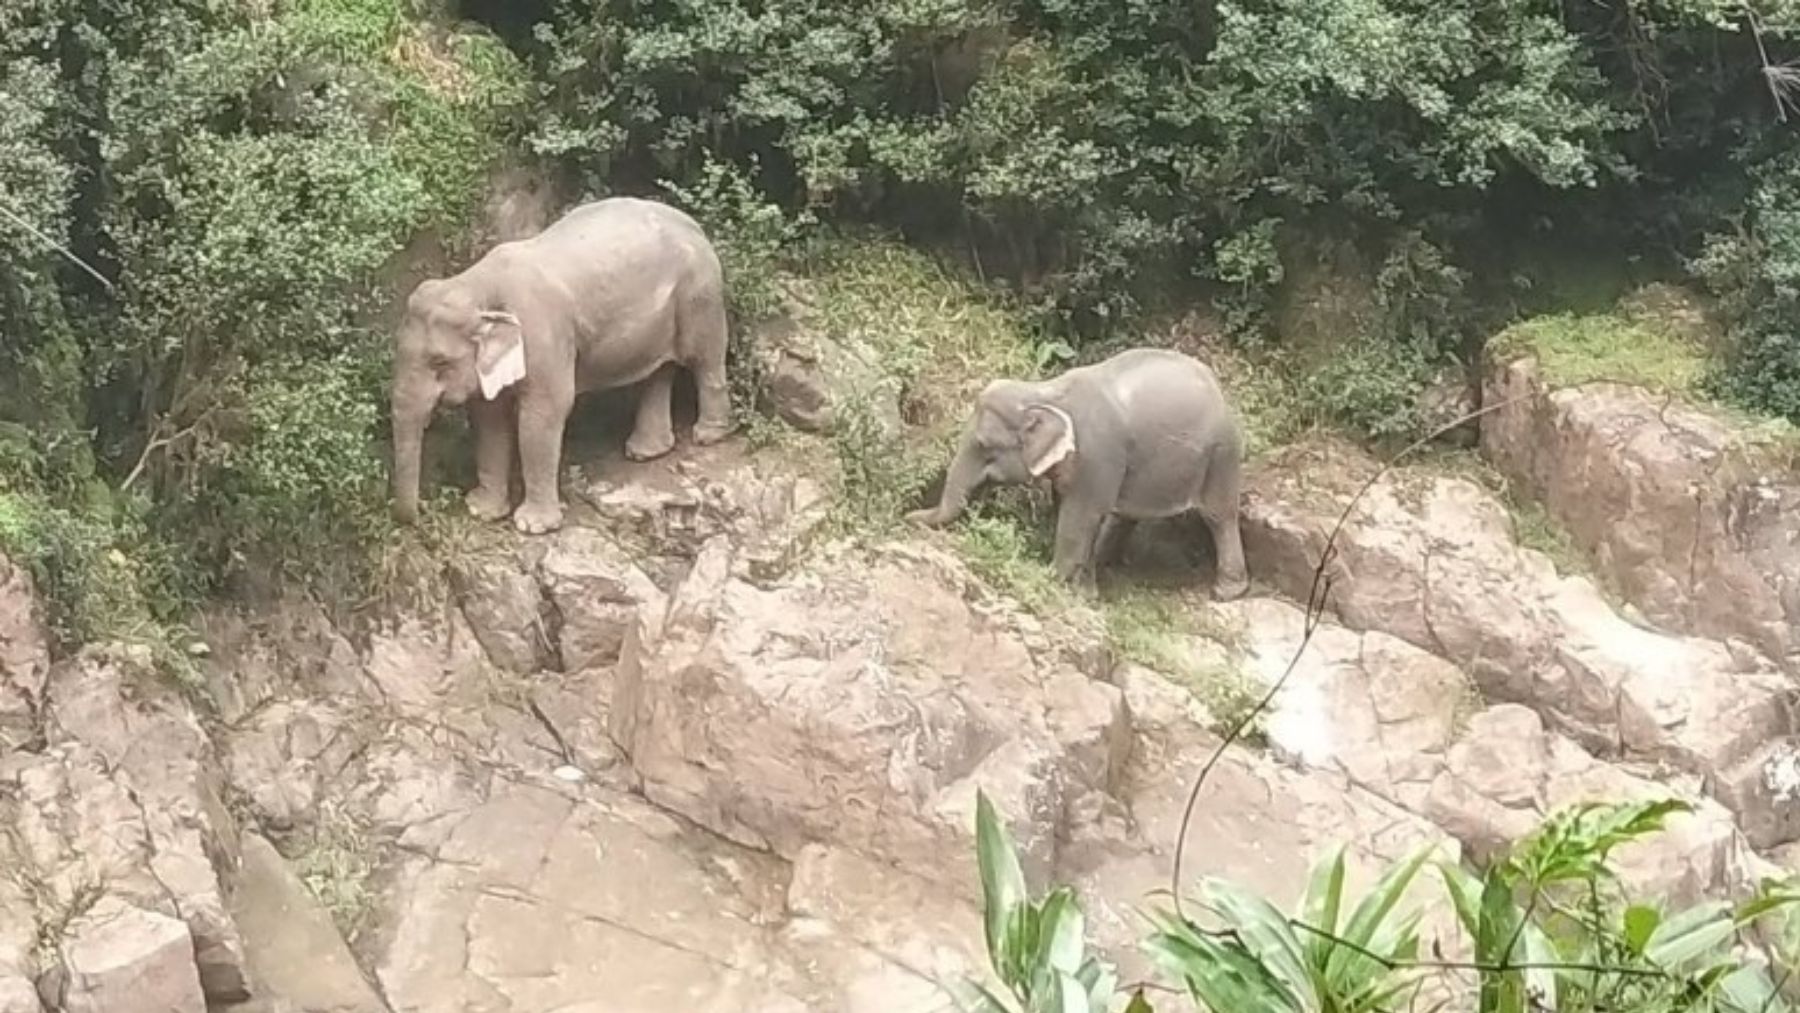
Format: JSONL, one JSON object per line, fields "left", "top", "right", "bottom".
{"left": 513, "top": 388, "right": 574, "bottom": 535}
{"left": 465, "top": 393, "right": 517, "bottom": 521}
{"left": 686, "top": 296, "right": 733, "bottom": 444}
{"left": 625, "top": 365, "right": 677, "bottom": 461}
{"left": 1199, "top": 457, "right": 1249, "bottom": 601}
{"left": 1051, "top": 500, "right": 1108, "bottom": 593}
{"left": 1096, "top": 515, "right": 1136, "bottom": 568}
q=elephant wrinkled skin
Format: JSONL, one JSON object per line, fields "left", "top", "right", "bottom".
{"left": 390, "top": 197, "right": 733, "bottom": 535}
{"left": 907, "top": 347, "right": 1249, "bottom": 599}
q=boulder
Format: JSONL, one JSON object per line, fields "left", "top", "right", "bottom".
{"left": 227, "top": 834, "right": 388, "bottom": 1013}
{"left": 1058, "top": 663, "right": 1464, "bottom": 983}
{"left": 537, "top": 526, "right": 665, "bottom": 673}
{"left": 1426, "top": 705, "right": 1759, "bottom": 906}
{"left": 0, "top": 553, "right": 48, "bottom": 752}
{"left": 1242, "top": 439, "right": 1800, "bottom": 847}
{"left": 451, "top": 551, "right": 555, "bottom": 674}
{"left": 224, "top": 700, "right": 360, "bottom": 832}
{"left": 373, "top": 780, "right": 809, "bottom": 1012}
{"left": 1219, "top": 597, "right": 1476, "bottom": 812}
{"left": 752, "top": 314, "right": 903, "bottom": 438}
{"left": 49, "top": 899, "right": 206, "bottom": 1013}
{"left": 1483, "top": 352, "right": 1800, "bottom": 667}
{"left": 610, "top": 536, "right": 1125, "bottom": 897}
{"left": 0, "top": 871, "right": 39, "bottom": 1013}
{"left": 35, "top": 648, "right": 250, "bottom": 1002}
{"left": 572, "top": 441, "right": 829, "bottom": 582}
{"left": 195, "top": 594, "right": 363, "bottom": 724}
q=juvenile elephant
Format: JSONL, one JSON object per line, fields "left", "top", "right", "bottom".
{"left": 389, "top": 197, "right": 732, "bottom": 534}
{"left": 906, "top": 347, "right": 1248, "bottom": 599}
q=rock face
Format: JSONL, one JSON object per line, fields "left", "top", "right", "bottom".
{"left": 1426, "top": 705, "right": 1757, "bottom": 906}
{"left": 1059, "top": 662, "right": 1464, "bottom": 981}
{"left": 227, "top": 834, "right": 388, "bottom": 1013}
{"left": 51, "top": 900, "right": 207, "bottom": 1013}
{"left": 0, "top": 554, "right": 47, "bottom": 752}
{"left": 3, "top": 646, "right": 250, "bottom": 1006}
{"left": 611, "top": 536, "right": 1126, "bottom": 896}
{"left": 1484, "top": 353, "right": 1800, "bottom": 667}
{"left": 1243, "top": 438, "right": 1800, "bottom": 849}
{"left": 752, "top": 313, "right": 903, "bottom": 438}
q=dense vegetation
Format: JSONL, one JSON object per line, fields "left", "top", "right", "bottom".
{"left": 1, "top": 0, "right": 1796, "bottom": 640}
{"left": 970, "top": 791, "right": 1800, "bottom": 1013}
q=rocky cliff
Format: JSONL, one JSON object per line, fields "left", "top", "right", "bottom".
{"left": 3, "top": 303, "right": 1798, "bottom": 1012}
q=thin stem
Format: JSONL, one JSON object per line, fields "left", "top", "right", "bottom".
{"left": 1168, "top": 394, "right": 1528, "bottom": 919}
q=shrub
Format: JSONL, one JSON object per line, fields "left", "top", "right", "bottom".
{"left": 968, "top": 794, "right": 1800, "bottom": 1013}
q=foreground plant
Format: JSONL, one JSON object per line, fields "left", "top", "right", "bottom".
{"left": 962, "top": 791, "right": 1122, "bottom": 1013}
{"left": 966, "top": 795, "right": 1800, "bottom": 1012}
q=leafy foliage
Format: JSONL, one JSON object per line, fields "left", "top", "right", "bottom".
{"left": 0, "top": 0, "right": 525, "bottom": 640}
{"left": 971, "top": 795, "right": 1800, "bottom": 1012}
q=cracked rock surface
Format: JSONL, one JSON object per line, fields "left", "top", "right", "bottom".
{"left": 1243, "top": 437, "right": 1800, "bottom": 849}
{"left": 5, "top": 359, "right": 1800, "bottom": 1010}
{"left": 1485, "top": 354, "right": 1800, "bottom": 667}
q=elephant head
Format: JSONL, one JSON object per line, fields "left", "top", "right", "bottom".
{"left": 389, "top": 278, "right": 527, "bottom": 523}
{"left": 906, "top": 379, "right": 1076, "bottom": 527}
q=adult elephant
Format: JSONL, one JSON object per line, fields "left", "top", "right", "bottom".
{"left": 389, "top": 197, "right": 732, "bottom": 534}
{"left": 906, "top": 347, "right": 1248, "bottom": 599}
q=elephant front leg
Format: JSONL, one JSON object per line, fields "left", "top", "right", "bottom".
{"left": 513, "top": 390, "right": 574, "bottom": 535}
{"left": 1051, "top": 502, "right": 1108, "bottom": 594}
{"left": 625, "top": 365, "right": 676, "bottom": 461}
{"left": 466, "top": 393, "right": 517, "bottom": 522}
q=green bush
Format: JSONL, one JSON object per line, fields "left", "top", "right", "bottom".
{"left": 0, "top": 0, "right": 526, "bottom": 624}
{"left": 968, "top": 793, "right": 1800, "bottom": 1013}
{"left": 1696, "top": 149, "right": 1800, "bottom": 425}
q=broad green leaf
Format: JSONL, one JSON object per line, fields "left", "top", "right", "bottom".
{"left": 1474, "top": 866, "right": 1527, "bottom": 1013}
{"left": 1327, "top": 844, "right": 1434, "bottom": 984}
{"left": 1203, "top": 876, "right": 1316, "bottom": 1006}
{"left": 1300, "top": 845, "right": 1348, "bottom": 967}
{"left": 1439, "top": 861, "right": 1483, "bottom": 937}
{"left": 1717, "top": 963, "right": 1786, "bottom": 1013}
{"left": 954, "top": 978, "right": 1018, "bottom": 1013}
{"left": 1122, "top": 991, "right": 1156, "bottom": 1013}
{"left": 1034, "top": 889, "right": 1086, "bottom": 977}
{"left": 1644, "top": 901, "right": 1735, "bottom": 972}
{"left": 976, "top": 792, "right": 1030, "bottom": 975}
{"left": 1623, "top": 904, "right": 1661, "bottom": 954}
{"left": 1143, "top": 918, "right": 1299, "bottom": 1013}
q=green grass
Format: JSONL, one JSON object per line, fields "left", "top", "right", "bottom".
{"left": 291, "top": 803, "right": 377, "bottom": 942}
{"left": 1492, "top": 312, "right": 1708, "bottom": 394}
{"left": 1102, "top": 588, "right": 1264, "bottom": 740}
{"left": 781, "top": 237, "right": 1050, "bottom": 533}
{"left": 1505, "top": 495, "right": 1587, "bottom": 577}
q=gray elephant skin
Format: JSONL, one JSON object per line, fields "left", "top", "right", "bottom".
{"left": 907, "top": 347, "right": 1249, "bottom": 599}
{"left": 390, "top": 197, "right": 733, "bottom": 534}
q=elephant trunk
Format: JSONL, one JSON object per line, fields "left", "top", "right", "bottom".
{"left": 923, "top": 433, "right": 987, "bottom": 524}
{"left": 390, "top": 388, "right": 434, "bottom": 524}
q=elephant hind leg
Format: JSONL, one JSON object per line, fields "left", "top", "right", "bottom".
{"left": 1196, "top": 449, "right": 1248, "bottom": 601}
{"left": 625, "top": 364, "right": 677, "bottom": 461}
{"left": 681, "top": 292, "right": 733, "bottom": 444}
{"left": 1096, "top": 515, "right": 1135, "bottom": 568}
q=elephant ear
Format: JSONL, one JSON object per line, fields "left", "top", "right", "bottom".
{"left": 1022, "top": 403, "right": 1077, "bottom": 478}
{"left": 472, "top": 310, "right": 526, "bottom": 400}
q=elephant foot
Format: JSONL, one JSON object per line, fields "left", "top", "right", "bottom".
{"left": 1213, "top": 572, "right": 1250, "bottom": 602}
{"left": 512, "top": 501, "right": 564, "bottom": 535}
{"left": 624, "top": 430, "right": 676, "bottom": 462}
{"left": 692, "top": 419, "right": 733, "bottom": 446}
{"left": 465, "top": 487, "right": 513, "bottom": 522}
